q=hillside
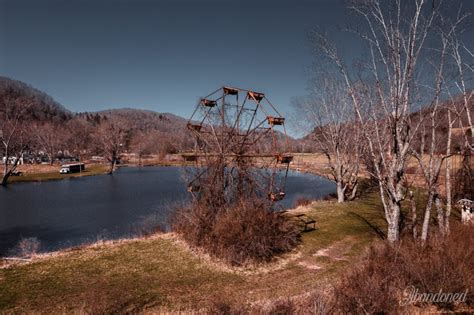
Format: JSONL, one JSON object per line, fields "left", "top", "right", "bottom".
{"left": 0, "top": 76, "right": 300, "bottom": 155}
{"left": 0, "top": 76, "right": 72, "bottom": 122}
{"left": 95, "top": 108, "right": 188, "bottom": 134}
{"left": 0, "top": 76, "right": 189, "bottom": 137}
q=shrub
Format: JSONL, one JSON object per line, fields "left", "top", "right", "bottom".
{"left": 293, "top": 290, "right": 335, "bottom": 315}
{"left": 333, "top": 243, "right": 405, "bottom": 314}
{"left": 332, "top": 223, "right": 474, "bottom": 313}
{"left": 175, "top": 156, "right": 300, "bottom": 265}
{"left": 323, "top": 193, "right": 337, "bottom": 201}
{"left": 265, "top": 297, "right": 295, "bottom": 314}
{"left": 11, "top": 237, "right": 41, "bottom": 258}
{"left": 207, "top": 299, "right": 243, "bottom": 315}
{"left": 294, "top": 197, "right": 313, "bottom": 207}
{"left": 173, "top": 198, "right": 300, "bottom": 266}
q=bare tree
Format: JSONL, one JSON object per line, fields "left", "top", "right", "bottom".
{"left": 65, "top": 117, "right": 94, "bottom": 161}
{"left": 32, "top": 122, "right": 64, "bottom": 165}
{"left": 410, "top": 25, "right": 451, "bottom": 241}
{"left": 414, "top": 8, "right": 474, "bottom": 240}
{"left": 293, "top": 76, "right": 361, "bottom": 203}
{"left": 311, "top": 0, "right": 464, "bottom": 242}
{"left": 95, "top": 117, "right": 129, "bottom": 174}
{"left": 129, "top": 130, "right": 153, "bottom": 166}
{"left": 448, "top": 14, "right": 474, "bottom": 204}
{"left": 0, "top": 90, "right": 31, "bottom": 185}
{"left": 449, "top": 24, "right": 474, "bottom": 149}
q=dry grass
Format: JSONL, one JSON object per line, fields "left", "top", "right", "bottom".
{"left": 17, "top": 164, "right": 58, "bottom": 173}
{"left": 10, "top": 164, "right": 109, "bottom": 183}
{"left": 331, "top": 224, "right": 474, "bottom": 313}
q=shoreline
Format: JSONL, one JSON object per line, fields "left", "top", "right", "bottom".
{"left": 6, "top": 162, "right": 185, "bottom": 184}
{"left": 1, "top": 160, "right": 337, "bottom": 262}
{"left": 0, "top": 190, "right": 383, "bottom": 313}
{"left": 6, "top": 158, "right": 332, "bottom": 185}
{"left": 8, "top": 163, "right": 110, "bottom": 184}
{"left": 0, "top": 199, "right": 325, "bottom": 263}
{"left": 0, "top": 228, "right": 308, "bottom": 274}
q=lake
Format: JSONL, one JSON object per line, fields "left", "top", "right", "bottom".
{"left": 0, "top": 166, "right": 335, "bottom": 256}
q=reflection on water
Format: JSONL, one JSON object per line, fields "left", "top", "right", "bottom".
{"left": 0, "top": 167, "right": 335, "bottom": 256}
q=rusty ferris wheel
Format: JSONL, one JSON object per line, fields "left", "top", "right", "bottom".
{"left": 182, "top": 86, "right": 293, "bottom": 203}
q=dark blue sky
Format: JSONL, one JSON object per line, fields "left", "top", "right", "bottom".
{"left": 0, "top": 0, "right": 349, "bottom": 121}
{"left": 0, "top": 0, "right": 472, "bottom": 136}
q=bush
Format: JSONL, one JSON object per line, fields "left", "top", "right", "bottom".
{"left": 173, "top": 198, "right": 300, "bottom": 266}
{"left": 323, "top": 193, "right": 337, "bottom": 201}
{"left": 11, "top": 237, "right": 41, "bottom": 258}
{"left": 333, "top": 243, "right": 405, "bottom": 313}
{"left": 294, "top": 197, "right": 313, "bottom": 207}
{"left": 175, "top": 156, "right": 300, "bottom": 265}
{"left": 333, "top": 223, "right": 474, "bottom": 313}
{"left": 207, "top": 299, "right": 243, "bottom": 315}
{"left": 265, "top": 298, "right": 296, "bottom": 314}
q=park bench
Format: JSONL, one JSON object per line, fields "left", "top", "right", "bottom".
{"left": 294, "top": 213, "right": 316, "bottom": 232}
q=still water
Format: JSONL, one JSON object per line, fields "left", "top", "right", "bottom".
{"left": 0, "top": 167, "right": 335, "bottom": 256}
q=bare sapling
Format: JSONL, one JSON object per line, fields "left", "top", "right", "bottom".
{"left": 293, "top": 75, "right": 361, "bottom": 203}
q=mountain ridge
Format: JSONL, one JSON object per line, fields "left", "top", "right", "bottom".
{"left": 0, "top": 76, "right": 189, "bottom": 128}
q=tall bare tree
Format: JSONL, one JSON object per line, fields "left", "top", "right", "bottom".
{"left": 449, "top": 23, "right": 474, "bottom": 149}
{"left": 293, "top": 76, "right": 361, "bottom": 203}
{"left": 412, "top": 9, "right": 472, "bottom": 241}
{"left": 448, "top": 13, "right": 474, "bottom": 204}
{"left": 311, "top": 0, "right": 468, "bottom": 242}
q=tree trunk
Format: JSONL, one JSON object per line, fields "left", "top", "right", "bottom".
{"left": 2, "top": 160, "right": 7, "bottom": 185}
{"left": 108, "top": 159, "right": 116, "bottom": 174}
{"left": 434, "top": 194, "right": 445, "bottom": 236}
{"left": 2, "top": 148, "right": 9, "bottom": 186}
{"left": 445, "top": 157, "right": 452, "bottom": 234}
{"left": 348, "top": 181, "right": 358, "bottom": 201}
{"left": 421, "top": 191, "right": 434, "bottom": 243}
{"left": 409, "top": 191, "right": 418, "bottom": 240}
{"left": 336, "top": 181, "right": 345, "bottom": 203}
{"left": 444, "top": 111, "right": 453, "bottom": 234}
{"left": 1, "top": 155, "right": 19, "bottom": 186}
{"left": 108, "top": 150, "right": 118, "bottom": 174}
{"left": 383, "top": 196, "right": 402, "bottom": 243}
{"left": 387, "top": 207, "right": 401, "bottom": 243}
{"left": 1, "top": 171, "right": 8, "bottom": 186}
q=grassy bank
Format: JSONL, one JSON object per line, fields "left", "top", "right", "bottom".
{"left": 9, "top": 164, "right": 110, "bottom": 183}
{"left": 0, "top": 188, "right": 387, "bottom": 313}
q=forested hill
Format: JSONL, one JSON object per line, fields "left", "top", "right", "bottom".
{"left": 0, "top": 76, "right": 300, "bottom": 155}
{"left": 0, "top": 76, "right": 187, "bottom": 131}
{"left": 94, "top": 108, "right": 188, "bottom": 133}
{"left": 0, "top": 76, "right": 72, "bottom": 122}
{"left": 0, "top": 76, "right": 193, "bottom": 157}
